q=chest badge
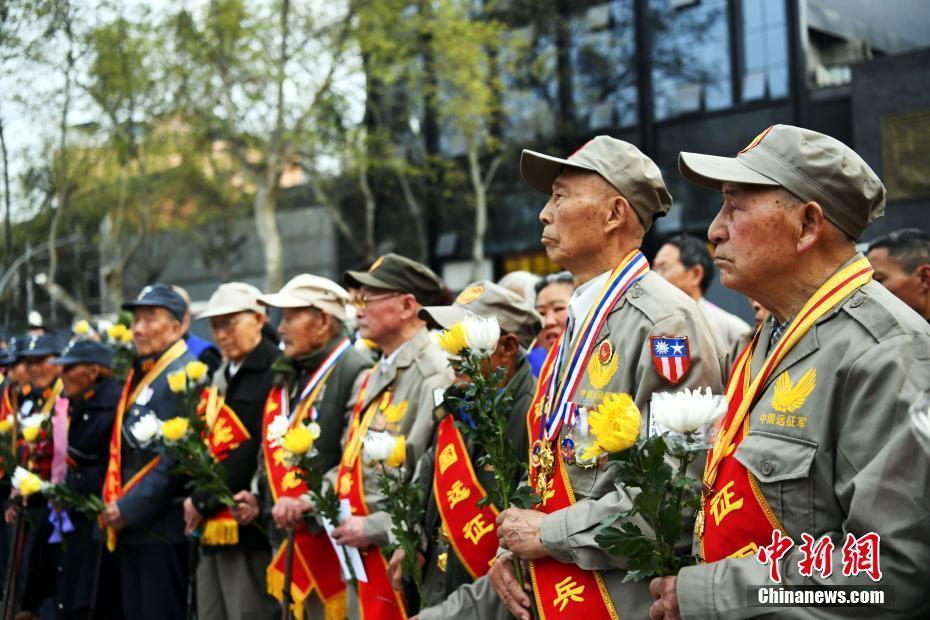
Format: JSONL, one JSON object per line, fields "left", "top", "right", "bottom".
{"left": 587, "top": 341, "right": 618, "bottom": 390}
{"left": 772, "top": 368, "right": 816, "bottom": 413}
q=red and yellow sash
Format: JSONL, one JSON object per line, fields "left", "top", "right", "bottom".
{"left": 102, "top": 340, "right": 188, "bottom": 551}
{"left": 264, "top": 353, "right": 349, "bottom": 620}
{"left": 0, "top": 383, "right": 19, "bottom": 476}
{"left": 336, "top": 371, "right": 407, "bottom": 620}
{"left": 197, "top": 386, "right": 251, "bottom": 546}
{"left": 527, "top": 348, "right": 618, "bottom": 619}
{"left": 699, "top": 257, "right": 873, "bottom": 562}
{"left": 432, "top": 415, "right": 499, "bottom": 578}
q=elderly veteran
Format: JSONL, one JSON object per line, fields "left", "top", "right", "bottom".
{"left": 177, "top": 283, "right": 279, "bottom": 620}
{"left": 50, "top": 340, "right": 122, "bottom": 618}
{"left": 333, "top": 253, "right": 454, "bottom": 620}
{"left": 250, "top": 274, "right": 371, "bottom": 618}
{"left": 648, "top": 125, "right": 930, "bottom": 619}
{"left": 386, "top": 280, "right": 541, "bottom": 620}
{"left": 489, "top": 136, "right": 723, "bottom": 620}
{"left": 102, "top": 283, "right": 198, "bottom": 619}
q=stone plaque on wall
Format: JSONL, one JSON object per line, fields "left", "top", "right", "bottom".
{"left": 881, "top": 109, "right": 930, "bottom": 201}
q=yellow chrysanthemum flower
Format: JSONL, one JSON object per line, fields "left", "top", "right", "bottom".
{"left": 386, "top": 435, "right": 406, "bottom": 468}
{"left": 582, "top": 393, "right": 641, "bottom": 461}
{"left": 437, "top": 323, "right": 468, "bottom": 356}
{"left": 22, "top": 426, "right": 40, "bottom": 443}
{"left": 19, "top": 472, "right": 43, "bottom": 496}
{"left": 161, "top": 417, "right": 190, "bottom": 442}
{"left": 167, "top": 370, "right": 188, "bottom": 394}
{"left": 120, "top": 330, "right": 134, "bottom": 344}
{"left": 108, "top": 324, "right": 128, "bottom": 341}
{"left": 185, "top": 361, "right": 209, "bottom": 382}
{"left": 0, "top": 417, "right": 12, "bottom": 435}
{"left": 282, "top": 426, "right": 314, "bottom": 456}
{"left": 73, "top": 320, "right": 91, "bottom": 335}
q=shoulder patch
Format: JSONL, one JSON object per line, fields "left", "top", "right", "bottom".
{"left": 650, "top": 336, "right": 691, "bottom": 385}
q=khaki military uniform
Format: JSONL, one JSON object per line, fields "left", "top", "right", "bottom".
{"left": 344, "top": 327, "right": 454, "bottom": 619}
{"left": 416, "top": 355, "right": 536, "bottom": 620}
{"left": 677, "top": 267, "right": 930, "bottom": 619}
{"left": 536, "top": 271, "right": 724, "bottom": 617}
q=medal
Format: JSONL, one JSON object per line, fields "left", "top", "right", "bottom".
{"left": 531, "top": 439, "right": 554, "bottom": 497}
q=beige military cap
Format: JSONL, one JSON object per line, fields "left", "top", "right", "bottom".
{"left": 520, "top": 135, "right": 673, "bottom": 231}
{"left": 258, "top": 274, "right": 350, "bottom": 321}
{"left": 419, "top": 280, "right": 542, "bottom": 348}
{"left": 196, "top": 282, "right": 266, "bottom": 319}
{"left": 678, "top": 124, "right": 886, "bottom": 239}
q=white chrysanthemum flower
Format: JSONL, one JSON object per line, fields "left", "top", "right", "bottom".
{"left": 909, "top": 391, "right": 930, "bottom": 455}
{"left": 362, "top": 431, "right": 397, "bottom": 465}
{"left": 130, "top": 413, "right": 161, "bottom": 446}
{"left": 462, "top": 315, "right": 500, "bottom": 355}
{"left": 265, "top": 414, "right": 290, "bottom": 448}
{"left": 12, "top": 466, "right": 47, "bottom": 496}
{"left": 651, "top": 387, "right": 728, "bottom": 435}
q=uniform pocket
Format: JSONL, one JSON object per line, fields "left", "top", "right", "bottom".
{"left": 734, "top": 431, "right": 818, "bottom": 533}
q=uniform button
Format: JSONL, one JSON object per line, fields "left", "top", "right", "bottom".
{"left": 631, "top": 285, "right": 643, "bottom": 299}
{"left": 83, "top": 414, "right": 89, "bottom": 421}
{"left": 761, "top": 460, "right": 774, "bottom": 475}
{"left": 849, "top": 296, "right": 863, "bottom": 308}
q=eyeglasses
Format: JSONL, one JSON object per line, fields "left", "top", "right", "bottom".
{"left": 350, "top": 292, "right": 401, "bottom": 311}
{"left": 209, "top": 314, "right": 246, "bottom": 333}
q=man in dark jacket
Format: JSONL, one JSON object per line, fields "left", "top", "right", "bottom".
{"left": 102, "top": 283, "right": 197, "bottom": 619}
{"left": 182, "top": 282, "right": 279, "bottom": 620}
{"left": 50, "top": 340, "right": 122, "bottom": 619}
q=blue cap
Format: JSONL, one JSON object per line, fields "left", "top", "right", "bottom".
{"left": 19, "top": 333, "right": 64, "bottom": 358}
{"left": 122, "top": 283, "right": 188, "bottom": 322}
{"left": 51, "top": 340, "right": 114, "bottom": 368}
{"left": 1, "top": 336, "right": 25, "bottom": 364}
{"left": 0, "top": 347, "right": 11, "bottom": 366}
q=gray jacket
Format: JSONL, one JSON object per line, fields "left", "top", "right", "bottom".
{"left": 678, "top": 269, "right": 930, "bottom": 619}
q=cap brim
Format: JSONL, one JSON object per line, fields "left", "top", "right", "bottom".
{"left": 256, "top": 293, "right": 312, "bottom": 309}
{"left": 195, "top": 306, "right": 263, "bottom": 320}
{"left": 520, "top": 149, "right": 598, "bottom": 195}
{"left": 418, "top": 306, "right": 467, "bottom": 330}
{"left": 50, "top": 355, "right": 83, "bottom": 366}
{"left": 343, "top": 270, "right": 397, "bottom": 292}
{"left": 678, "top": 152, "right": 780, "bottom": 190}
{"left": 19, "top": 350, "right": 58, "bottom": 358}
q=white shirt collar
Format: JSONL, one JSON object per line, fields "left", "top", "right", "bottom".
{"left": 568, "top": 270, "right": 610, "bottom": 328}
{"left": 379, "top": 340, "right": 410, "bottom": 373}
{"left": 227, "top": 360, "right": 243, "bottom": 377}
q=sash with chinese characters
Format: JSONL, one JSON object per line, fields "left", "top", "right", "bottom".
{"left": 265, "top": 338, "right": 351, "bottom": 619}
{"left": 699, "top": 257, "right": 874, "bottom": 562}
{"left": 337, "top": 370, "right": 407, "bottom": 620}
{"left": 432, "top": 415, "right": 498, "bottom": 579}
{"left": 527, "top": 346, "right": 619, "bottom": 620}
{"left": 102, "top": 340, "right": 188, "bottom": 552}
{"left": 196, "top": 386, "right": 251, "bottom": 546}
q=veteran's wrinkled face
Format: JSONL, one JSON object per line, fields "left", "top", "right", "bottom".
{"left": 61, "top": 363, "right": 99, "bottom": 398}
{"left": 210, "top": 311, "right": 265, "bottom": 363}
{"left": 708, "top": 182, "right": 800, "bottom": 298}
{"left": 25, "top": 356, "right": 60, "bottom": 390}
{"left": 278, "top": 307, "right": 332, "bottom": 359}
{"left": 539, "top": 169, "right": 619, "bottom": 271}
{"left": 353, "top": 286, "right": 416, "bottom": 347}
{"left": 132, "top": 307, "right": 183, "bottom": 357}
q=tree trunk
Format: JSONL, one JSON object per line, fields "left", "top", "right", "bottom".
{"left": 254, "top": 176, "right": 284, "bottom": 292}
{"left": 468, "top": 145, "right": 486, "bottom": 282}
{"left": 0, "top": 115, "right": 11, "bottom": 262}
{"left": 358, "top": 163, "right": 377, "bottom": 260}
